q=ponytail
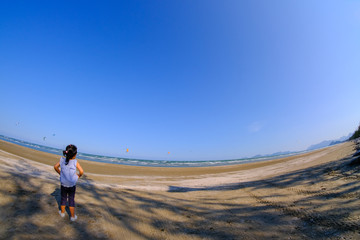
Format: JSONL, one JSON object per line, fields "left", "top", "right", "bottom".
{"left": 63, "top": 144, "right": 77, "bottom": 165}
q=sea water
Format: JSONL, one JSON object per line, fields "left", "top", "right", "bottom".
{"left": 0, "top": 135, "right": 306, "bottom": 167}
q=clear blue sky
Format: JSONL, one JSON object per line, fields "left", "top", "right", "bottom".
{"left": 1, "top": 1, "right": 359, "bottom": 160}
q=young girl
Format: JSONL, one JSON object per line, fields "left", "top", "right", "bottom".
{"left": 54, "top": 144, "right": 84, "bottom": 221}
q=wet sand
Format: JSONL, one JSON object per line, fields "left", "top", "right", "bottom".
{"left": 0, "top": 139, "right": 359, "bottom": 239}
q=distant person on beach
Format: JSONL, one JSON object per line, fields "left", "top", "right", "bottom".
{"left": 54, "top": 144, "right": 84, "bottom": 221}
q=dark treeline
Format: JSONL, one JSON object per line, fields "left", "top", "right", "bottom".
{"left": 349, "top": 123, "right": 360, "bottom": 140}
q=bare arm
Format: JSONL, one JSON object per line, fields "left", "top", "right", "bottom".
{"left": 54, "top": 162, "right": 61, "bottom": 175}
{"left": 77, "top": 162, "right": 84, "bottom": 178}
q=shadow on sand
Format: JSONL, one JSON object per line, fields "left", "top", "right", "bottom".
{"left": 0, "top": 143, "right": 360, "bottom": 239}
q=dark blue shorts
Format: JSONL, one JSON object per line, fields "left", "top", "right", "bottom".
{"left": 61, "top": 185, "right": 76, "bottom": 207}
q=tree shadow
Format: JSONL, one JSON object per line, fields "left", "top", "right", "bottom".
{"left": 165, "top": 148, "right": 360, "bottom": 238}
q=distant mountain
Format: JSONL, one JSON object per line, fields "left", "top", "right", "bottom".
{"left": 307, "top": 140, "right": 334, "bottom": 151}
{"left": 306, "top": 133, "right": 352, "bottom": 151}
{"left": 252, "top": 151, "right": 294, "bottom": 159}
{"left": 250, "top": 133, "right": 352, "bottom": 159}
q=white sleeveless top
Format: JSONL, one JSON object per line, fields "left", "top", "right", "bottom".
{"left": 60, "top": 156, "right": 79, "bottom": 187}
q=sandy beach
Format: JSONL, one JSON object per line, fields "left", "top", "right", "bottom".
{"left": 0, "top": 139, "right": 360, "bottom": 239}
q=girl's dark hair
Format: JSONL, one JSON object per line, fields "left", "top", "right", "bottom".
{"left": 63, "top": 144, "right": 77, "bottom": 165}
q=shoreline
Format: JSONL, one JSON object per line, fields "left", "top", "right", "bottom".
{"left": 0, "top": 139, "right": 340, "bottom": 176}
{"left": 0, "top": 135, "right": 313, "bottom": 167}
{"left": 0, "top": 138, "right": 356, "bottom": 191}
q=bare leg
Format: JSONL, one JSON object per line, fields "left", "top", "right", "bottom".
{"left": 69, "top": 206, "right": 75, "bottom": 218}
{"left": 61, "top": 205, "right": 66, "bottom": 213}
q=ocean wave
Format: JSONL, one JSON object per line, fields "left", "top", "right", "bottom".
{"left": 0, "top": 135, "right": 305, "bottom": 167}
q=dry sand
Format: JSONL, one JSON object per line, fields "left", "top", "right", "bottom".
{"left": 0, "top": 139, "right": 360, "bottom": 239}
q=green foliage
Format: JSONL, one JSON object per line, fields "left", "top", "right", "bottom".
{"left": 349, "top": 123, "right": 360, "bottom": 140}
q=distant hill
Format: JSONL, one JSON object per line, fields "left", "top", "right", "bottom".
{"left": 269, "top": 151, "right": 294, "bottom": 156}
{"left": 252, "top": 151, "right": 294, "bottom": 159}
{"left": 306, "top": 133, "right": 352, "bottom": 151}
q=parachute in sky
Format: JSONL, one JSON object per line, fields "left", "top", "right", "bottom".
{"left": 126, "top": 148, "right": 129, "bottom": 153}
{"left": 43, "top": 137, "right": 46, "bottom": 141}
